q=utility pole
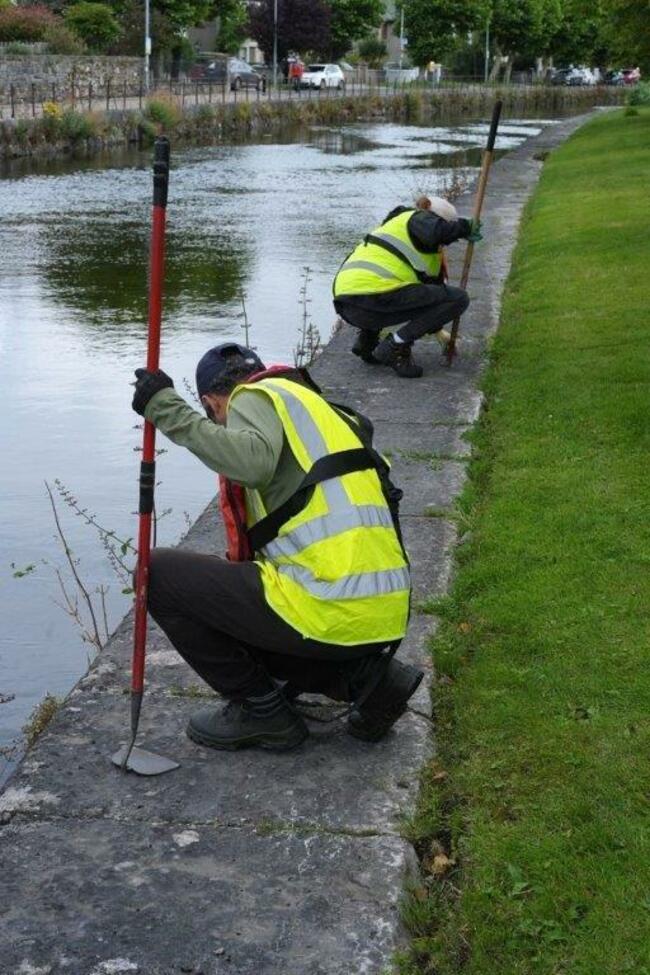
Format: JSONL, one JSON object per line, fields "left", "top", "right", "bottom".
{"left": 272, "top": 0, "right": 278, "bottom": 88}
{"left": 144, "top": 0, "right": 151, "bottom": 91}
{"left": 484, "top": 16, "right": 490, "bottom": 84}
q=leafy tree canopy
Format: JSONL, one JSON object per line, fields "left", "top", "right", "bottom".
{"left": 248, "top": 0, "right": 331, "bottom": 62}
{"left": 606, "top": 0, "right": 650, "bottom": 73}
{"left": 329, "top": 0, "right": 383, "bottom": 60}
{"left": 402, "top": 0, "right": 488, "bottom": 67}
{"left": 490, "top": 0, "right": 562, "bottom": 60}
{"left": 64, "top": 1, "right": 121, "bottom": 51}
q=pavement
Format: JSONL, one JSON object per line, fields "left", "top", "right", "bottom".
{"left": 0, "top": 112, "right": 591, "bottom": 975}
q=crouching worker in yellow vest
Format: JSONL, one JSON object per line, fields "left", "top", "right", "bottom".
{"left": 333, "top": 195, "right": 482, "bottom": 378}
{"left": 131, "top": 343, "right": 422, "bottom": 752}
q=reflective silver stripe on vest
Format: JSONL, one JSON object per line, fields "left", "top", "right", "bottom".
{"left": 277, "top": 563, "right": 410, "bottom": 601}
{"left": 262, "top": 380, "right": 348, "bottom": 508}
{"left": 263, "top": 504, "right": 394, "bottom": 560}
{"left": 341, "top": 260, "right": 401, "bottom": 281}
{"left": 371, "top": 231, "right": 430, "bottom": 274}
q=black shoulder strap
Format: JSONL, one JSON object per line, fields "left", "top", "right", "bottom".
{"left": 365, "top": 233, "right": 432, "bottom": 284}
{"left": 247, "top": 448, "right": 373, "bottom": 553}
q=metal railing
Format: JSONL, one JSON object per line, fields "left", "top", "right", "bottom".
{"left": 0, "top": 73, "right": 624, "bottom": 121}
{"left": 0, "top": 73, "right": 418, "bottom": 120}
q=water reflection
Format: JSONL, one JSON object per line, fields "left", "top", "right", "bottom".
{"left": 41, "top": 220, "right": 249, "bottom": 330}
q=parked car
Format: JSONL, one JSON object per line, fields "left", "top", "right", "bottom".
{"left": 552, "top": 66, "right": 596, "bottom": 87}
{"left": 301, "top": 64, "right": 345, "bottom": 90}
{"left": 190, "top": 57, "right": 262, "bottom": 91}
{"left": 604, "top": 69, "right": 625, "bottom": 86}
{"left": 622, "top": 67, "right": 641, "bottom": 85}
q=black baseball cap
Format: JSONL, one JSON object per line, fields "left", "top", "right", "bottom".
{"left": 195, "top": 343, "right": 265, "bottom": 397}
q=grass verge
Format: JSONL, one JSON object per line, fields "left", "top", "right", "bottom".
{"left": 400, "top": 108, "right": 650, "bottom": 974}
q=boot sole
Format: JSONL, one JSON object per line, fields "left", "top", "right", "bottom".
{"left": 347, "top": 669, "right": 424, "bottom": 742}
{"left": 186, "top": 721, "right": 308, "bottom": 752}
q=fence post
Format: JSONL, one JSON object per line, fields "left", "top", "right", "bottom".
{"left": 208, "top": 79, "right": 212, "bottom": 103}
{"left": 31, "top": 82, "right": 36, "bottom": 117}
{"left": 71, "top": 68, "right": 76, "bottom": 110}
{"left": 106, "top": 79, "right": 110, "bottom": 111}
{"left": 51, "top": 82, "right": 56, "bottom": 104}
{"left": 122, "top": 81, "right": 126, "bottom": 110}
{"left": 139, "top": 81, "right": 143, "bottom": 110}
{"left": 181, "top": 81, "right": 185, "bottom": 106}
{"left": 10, "top": 84, "right": 15, "bottom": 119}
{"left": 88, "top": 82, "right": 92, "bottom": 112}
{"left": 222, "top": 80, "right": 225, "bottom": 105}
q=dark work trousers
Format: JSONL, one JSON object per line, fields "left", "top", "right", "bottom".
{"left": 147, "top": 548, "right": 387, "bottom": 701}
{"left": 335, "top": 282, "right": 469, "bottom": 344}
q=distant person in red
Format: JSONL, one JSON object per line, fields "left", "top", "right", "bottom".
{"left": 289, "top": 58, "right": 304, "bottom": 90}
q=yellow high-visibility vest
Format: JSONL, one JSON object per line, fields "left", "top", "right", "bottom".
{"left": 333, "top": 209, "right": 442, "bottom": 297}
{"left": 229, "top": 378, "right": 410, "bottom": 645}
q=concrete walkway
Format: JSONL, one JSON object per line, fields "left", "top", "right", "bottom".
{"left": 0, "top": 113, "right": 590, "bottom": 975}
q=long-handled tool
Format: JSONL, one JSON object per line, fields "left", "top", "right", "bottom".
{"left": 444, "top": 100, "right": 503, "bottom": 367}
{"left": 111, "top": 137, "right": 179, "bottom": 777}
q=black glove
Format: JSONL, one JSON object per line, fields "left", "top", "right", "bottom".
{"left": 132, "top": 368, "right": 174, "bottom": 416}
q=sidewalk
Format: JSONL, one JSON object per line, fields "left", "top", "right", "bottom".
{"left": 0, "top": 112, "right": 591, "bottom": 975}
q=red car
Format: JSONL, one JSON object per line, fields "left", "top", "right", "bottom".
{"left": 622, "top": 67, "right": 641, "bottom": 85}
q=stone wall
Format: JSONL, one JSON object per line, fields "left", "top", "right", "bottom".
{"left": 0, "top": 55, "right": 143, "bottom": 95}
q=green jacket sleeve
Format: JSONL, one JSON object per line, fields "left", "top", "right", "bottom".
{"left": 144, "top": 387, "right": 283, "bottom": 489}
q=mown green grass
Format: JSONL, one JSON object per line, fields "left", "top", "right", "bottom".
{"left": 401, "top": 109, "right": 650, "bottom": 974}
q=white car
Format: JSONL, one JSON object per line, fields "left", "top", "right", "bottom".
{"left": 301, "top": 64, "right": 345, "bottom": 90}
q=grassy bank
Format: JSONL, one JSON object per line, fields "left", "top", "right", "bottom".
{"left": 401, "top": 108, "right": 650, "bottom": 973}
{"left": 0, "top": 84, "right": 624, "bottom": 161}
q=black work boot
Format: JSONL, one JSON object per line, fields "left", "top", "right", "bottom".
{"left": 351, "top": 329, "right": 380, "bottom": 364}
{"left": 373, "top": 334, "right": 423, "bottom": 378}
{"left": 347, "top": 657, "right": 424, "bottom": 742}
{"left": 187, "top": 688, "right": 308, "bottom": 752}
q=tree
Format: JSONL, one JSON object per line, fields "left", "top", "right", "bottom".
{"left": 216, "top": 0, "right": 248, "bottom": 54}
{"left": 490, "top": 0, "right": 562, "bottom": 62}
{"left": 606, "top": 0, "right": 650, "bottom": 73}
{"left": 402, "top": 0, "right": 488, "bottom": 68}
{"left": 549, "top": 0, "right": 608, "bottom": 67}
{"left": 64, "top": 2, "right": 120, "bottom": 51}
{"left": 248, "top": 0, "right": 331, "bottom": 62}
{"left": 329, "top": 0, "right": 383, "bottom": 60}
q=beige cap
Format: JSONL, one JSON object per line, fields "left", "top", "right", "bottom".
{"left": 416, "top": 195, "right": 458, "bottom": 222}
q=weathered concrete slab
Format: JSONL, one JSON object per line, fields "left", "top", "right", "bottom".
{"left": 0, "top": 112, "right": 595, "bottom": 973}
{"left": 1, "top": 820, "right": 416, "bottom": 975}
{"left": 3, "top": 691, "right": 430, "bottom": 831}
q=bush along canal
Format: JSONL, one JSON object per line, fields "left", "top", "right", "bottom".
{"left": 0, "top": 111, "right": 596, "bottom": 972}
{"left": 0, "top": 83, "right": 624, "bottom": 161}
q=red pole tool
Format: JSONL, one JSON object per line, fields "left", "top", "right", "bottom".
{"left": 112, "top": 136, "right": 178, "bottom": 776}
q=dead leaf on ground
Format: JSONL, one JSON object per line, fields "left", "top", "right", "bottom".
{"left": 432, "top": 853, "right": 456, "bottom": 876}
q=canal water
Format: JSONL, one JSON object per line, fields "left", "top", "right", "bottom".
{"left": 0, "top": 115, "right": 553, "bottom": 774}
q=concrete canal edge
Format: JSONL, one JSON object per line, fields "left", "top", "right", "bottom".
{"left": 0, "top": 111, "right": 595, "bottom": 975}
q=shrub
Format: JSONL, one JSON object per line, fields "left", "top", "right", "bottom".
{"left": 63, "top": 1, "right": 120, "bottom": 52}
{"left": 43, "top": 22, "right": 86, "bottom": 54}
{"left": 3, "top": 40, "right": 32, "bottom": 53}
{"left": 195, "top": 102, "right": 215, "bottom": 124}
{"left": 627, "top": 81, "right": 650, "bottom": 106}
{"left": 357, "top": 36, "right": 388, "bottom": 68}
{"left": 60, "top": 108, "right": 97, "bottom": 142}
{"left": 0, "top": 4, "right": 58, "bottom": 42}
{"left": 144, "top": 96, "right": 181, "bottom": 129}
{"left": 137, "top": 117, "right": 158, "bottom": 145}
